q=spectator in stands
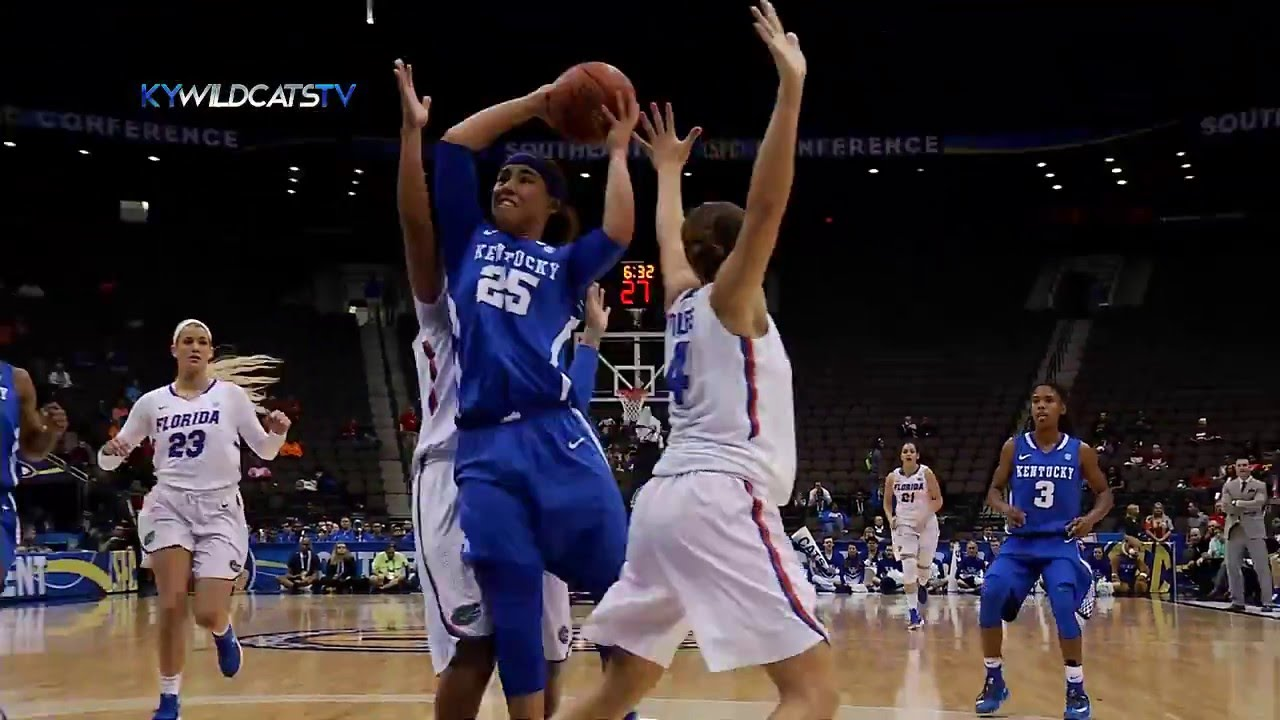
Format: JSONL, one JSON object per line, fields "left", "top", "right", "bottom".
{"left": 953, "top": 541, "right": 987, "bottom": 593}
{"left": 295, "top": 473, "right": 317, "bottom": 492}
{"left": 918, "top": 416, "right": 936, "bottom": 438}
{"left": 1178, "top": 528, "right": 1216, "bottom": 596}
{"left": 399, "top": 405, "right": 420, "bottom": 449}
{"left": 870, "top": 515, "right": 891, "bottom": 545}
{"left": 807, "top": 481, "right": 832, "bottom": 513}
{"left": 331, "top": 517, "right": 356, "bottom": 542}
{"left": 318, "top": 543, "right": 359, "bottom": 594}
{"left": 1129, "top": 410, "right": 1152, "bottom": 438}
{"left": 898, "top": 416, "right": 919, "bottom": 439}
{"left": 865, "top": 437, "right": 885, "bottom": 496}
{"left": 16, "top": 526, "right": 51, "bottom": 554}
{"left": 1086, "top": 546, "right": 1112, "bottom": 595}
{"left": 98, "top": 524, "right": 133, "bottom": 552}
{"left": 1187, "top": 467, "right": 1214, "bottom": 490}
{"left": 370, "top": 542, "right": 409, "bottom": 593}
{"left": 278, "top": 537, "right": 321, "bottom": 593}
{"left": 1105, "top": 465, "right": 1122, "bottom": 490}
{"left": 1147, "top": 443, "right": 1168, "bottom": 470}
{"left": 848, "top": 491, "right": 872, "bottom": 524}
{"left": 1145, "top": 503, "right": 1173, "bottom": 545}
{"left": 47, "top": 360, "right": 72, "bottom": 388}
{"left": 124, "top": 378, "right": 142, "bottom": 405}
{"left": 1118, "top": 504, "right": 1153, "bottom": 576}
{"left": 1186, "top": 501, "right": 1210, "bottom": 531}
{"left": 1192, "top": 417, "right": 1222, "bottom": 443}
{"left": 1091, "top": 411, "right": 1113, "bottom": 443}
{"left": 1123, "top": 441, "right": 1147, "bottom": 468}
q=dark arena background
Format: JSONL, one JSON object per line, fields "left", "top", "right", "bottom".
{"left": 1, "top": 2, "right": 1278, "bottom": 719}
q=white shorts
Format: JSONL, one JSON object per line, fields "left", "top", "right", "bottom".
{"left": 412, "top": 455, "right": 572, "bottom": 675}
{"left": 584, "top": 472, "right": 826, "bottom": 673}
{"left": 892, "top": 516, "right": 940, "bottom": 579}
{"left": 138, "top": 485, "right": 248, "bottom": 580}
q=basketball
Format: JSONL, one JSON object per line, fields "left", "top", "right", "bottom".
{"left": 546, "top": 62, "right": 634, "bottom": 144}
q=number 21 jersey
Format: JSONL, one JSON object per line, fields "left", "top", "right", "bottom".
{"left": 1009, "top": 432, "right": 1082, "bottom": 536}
{"left": 652, "top": 285, "right": 797, "bottom": 506}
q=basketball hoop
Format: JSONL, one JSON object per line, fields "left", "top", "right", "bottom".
{"left": 617, "top": 387, "right": 649, "bottom": 425}
{"left": 625, "top": 307, "right": 645, "bottom": 329}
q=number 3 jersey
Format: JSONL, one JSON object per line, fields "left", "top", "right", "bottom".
{"left": 652, "top": 285, "right": 797, "bottom": 507}
{"left": 1008, "top": 431, "right": 1082, "bottom": 536}
{"left": 98, "top": 380, "right": 285, "bottom": 493}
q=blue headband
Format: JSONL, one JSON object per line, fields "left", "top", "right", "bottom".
{"left": 503, "top": 152, "right": 567, "bottom": 201}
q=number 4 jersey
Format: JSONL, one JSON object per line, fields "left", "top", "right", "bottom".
{"left": 1007, "top": 431, "right": 1082, "bottom": 536}
{"left": 98, "top": 380, "right": 286, "bottom": 493}
{"left": 652, "top": 285, "right": 797, "bottom": 507}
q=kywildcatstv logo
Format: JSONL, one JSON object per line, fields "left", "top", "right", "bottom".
{"left": 141, "top": 83, "right": 356, "bottom": 109}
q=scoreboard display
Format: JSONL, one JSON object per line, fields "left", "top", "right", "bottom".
{"left": 610, "top": 260, "right": 659, "bottom": 309}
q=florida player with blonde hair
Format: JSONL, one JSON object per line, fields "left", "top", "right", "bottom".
{"left": 98, "top": 319, "right": 291, "bottom": 720}
{"left": 554, "top": 4, "right": 838, "bottom": 720}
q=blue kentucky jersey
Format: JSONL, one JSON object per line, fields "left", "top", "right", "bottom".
{"left": 1, "top": 361, "right": 19, "bottom": 492}
{"left": 433, "top": 142, "right": 624, "bottom": 427}
{"left": 1008, "top": 432, "right": 1082, "bottom": 536}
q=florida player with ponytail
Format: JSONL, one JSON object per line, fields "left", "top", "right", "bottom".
{"left": 431, "top": 58, "right": 640, "bottom": 719}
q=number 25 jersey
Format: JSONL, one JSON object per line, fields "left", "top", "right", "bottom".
{"left": 652, "top": 285, "right": 797, "bottom": 506}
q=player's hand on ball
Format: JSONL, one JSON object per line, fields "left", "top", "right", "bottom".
{"left": 600, "top": 89, "right": 641, "bottom": 153}
{"left": 1066, "top": 516, "right": 1095, "bottom": 538}
{"left": 750, "top": 0, "right": 806, "bottom": 84}
{"left": 393, "top": 59, "right": 431, "bottom": 130}
{"left": 584, "top": 283, "right": 611, "bottom": 336}
{"left": 635, "top": 102, "right": 702, "bottom": 171}
{"left": 40, "top": 402, "right": 68, "bottom": 433}
{"left": 102, "top": 436, "right": 133, "bottom": 457}
{"left": 264, "top": 410, "right": 291, "bottom": 435}
{"left": 1005, "top": 506, "right": 1027, "bottom": 528}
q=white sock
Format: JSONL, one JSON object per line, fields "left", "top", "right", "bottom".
{"left": 906, "top": 587, "right": 919, "bottom": 611}
{"left": 1065, "top": 664, "right": 1084, "bottom": 684}
{"left": 160, "top": 674, "right": 181, "bottom": 696}
{"left": 984, "top": 657, "right": 1002, "bottom": 670}
{"left": 212, "top": 621, "right": 231, "bottom": 637}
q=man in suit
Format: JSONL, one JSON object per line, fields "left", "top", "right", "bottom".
{"left": 1221, "top": 457, "right": 1275, "bottom": 611}
{"left": 278, "top": 536, "right": 321, "bottom": 593}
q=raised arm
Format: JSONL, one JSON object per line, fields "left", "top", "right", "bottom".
{"left": 14, "top": 367, "right": 66, "bottom": 460}
{"left": 568, "top": 284, "right": 610, "bottom": 414}
{"left": 635, "top": 102, "right": 703, "bottom": 310}
{"left": 394, "top": 60, "right": 441, "bottom": 304}
{"left": 566, "top": 93, "right": 641, "bottom": 293}
{"left": 710, "top": 0, "right": 805, "bottom": 337}
{"left": 1068, "top": 444, "right": 1115, "bottom": 538}
{"left": 441, "top": 86, "right": 548, "bottom": 151}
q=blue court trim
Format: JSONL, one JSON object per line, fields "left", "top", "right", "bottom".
{"left": 738, "top": 338, "right": 760, "bottom": 440}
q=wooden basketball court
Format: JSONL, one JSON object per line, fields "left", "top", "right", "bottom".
{"left": 2, "top": 593, "right": 1276, "bottom": 719}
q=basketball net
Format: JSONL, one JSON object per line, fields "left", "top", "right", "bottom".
{"left": 617, "top": 387, "right": 648, "bottom": 426}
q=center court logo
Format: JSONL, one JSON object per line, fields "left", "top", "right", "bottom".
{"left": 140, "top": 83, "right": 356, "bottom": 109}
{"left": 240, "top": 625, "right": 698, "bottom": 654}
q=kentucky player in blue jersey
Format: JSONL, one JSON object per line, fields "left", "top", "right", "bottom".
{"left": 432, "top": 73, "right": 640, "bottom": 719}
{"left": 1, "top": 361, "right": 67, "bottom": 720}
{"left": 975, "top": 382, "right": 1113, "bottom": 720}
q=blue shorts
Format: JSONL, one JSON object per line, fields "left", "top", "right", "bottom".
{"left": 0, "top": 494, "right": 17, "bottom": 583}
{"left": 985, "top": 535, "right": 1095, "bottom": 623}
{"left": 455, "top": 407, "right": 627, "bottom": 597}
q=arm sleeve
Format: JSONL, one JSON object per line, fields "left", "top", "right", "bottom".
{"left": 567, "top": 344, "right": 600, "bottom": 415}
{"left": 567, "top": 228, "right": 626, "bottom": 297}
{"left": 97, "top": 396, "right": 153, "bottom": 471}
{"left": 432, "top": 141, "right": 486, "bottom": 276}
{"left": 231, "top": 386, "right": 286, "bottom": 460}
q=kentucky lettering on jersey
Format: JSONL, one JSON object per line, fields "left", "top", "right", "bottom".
{"left": 652, "top": 285, "right": 797, "bottom": 506}
{"left": 0, "top": 361, "right": 19, "bottom": 493}
{"left": 99, "top": 380, "right": 285, "bottom": 493}
{"left": 432, "top": 141, "right": 624, "bottom": 428}
{"left": 1008, "top": 432, "right": 1083, "bottom": 536}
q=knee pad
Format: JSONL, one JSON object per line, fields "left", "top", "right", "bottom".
{"left": 1047, "top": 583, "right": 1082, "bottom": 640}
{"left": 472, "top": 563, "right": 546, "bottom": 697}
{"left": 901, "top": 556, "right": 919, "bottom": 586}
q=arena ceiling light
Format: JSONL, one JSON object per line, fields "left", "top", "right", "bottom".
{"left": 1184, "top": 175, "right": 1195, "bottom": 180}
{"left": 1176, "top": 151, "right": 1186, "bottom": 157}
{"left": 1116, "top": 179, "right": 1128, "bottom": 185}
{"left": 1181, "top": 163, "right": 1192, "bottom": 169}
{"left": 287, "top": 189, "right": 296, "bottom": 194}
{"left": 348, "top": 191, "right": 356, "bottom": 196}
{"left": 78, "top": 149, "right": 90, "bottom": 155}
{"left": 354, "top": 169, "right": 364, "bottom": 175}
{"left": 2, "top": 141, "right": 14, "bottom": 148}
{"left": 352, "top": 180, "right": 360, "bottom": 185}
{"left": 1044, "top": 172, "right": 1055, "bottom": 178}
{"left": 684, "top": 171, "right": 692, "bottom": 177}
{"left": 288, "top": 166, "right": 300, "bottom": 172}
{"left": 1104, "top": 157, "right": 1115, "bottom": 163}
{"left": 1111, "top": 167, "right": 1122, "bottom": 174}
{"left": 288, "top": 177, "right": 298, "bottom": 183}
{"left": 1036, "top": 162, "right": 1047, "bottom": 168}
{"left": 868, "top": 168, "right": 879, "bottom": 174}
{"left": 147, "top": 155, "right": 160, "bottom": 162}
{"left": 579, "top": 172, "right": 590, "bottom": 178}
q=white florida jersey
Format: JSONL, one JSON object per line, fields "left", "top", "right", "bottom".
{"left": 99, "top": 380, "right": 285, "bottom": 493}
{"left": 652, "top": 284, "right": 797, "bottom": 506}
{"left": 411, "top": 296, "right": 460, "bottom": 462}
{"left": 888, "top": 464, "right": 936, "bottom": 527}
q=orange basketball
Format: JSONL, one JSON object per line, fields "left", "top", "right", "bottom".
{"left": 546, "top": 62, "right": 634, "bottom": 144}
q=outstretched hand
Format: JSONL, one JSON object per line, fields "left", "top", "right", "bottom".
{"left": 583, "top": 283, "right": 611, "bottom": 340}
{"left": 634, "top": 102, "right": 702, "bottom": 170}
{"left": 393, "top": 59, "right": 431, "bottom": 130}
{"left": 750, "top": 0, "right": 806, "bottom": 84}
{"left": 601, "top": 90, "right": 641, "bottom": 153}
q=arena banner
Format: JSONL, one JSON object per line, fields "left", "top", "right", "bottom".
{"left": 0, "top": 105, "right": 240, "bottom": 149}
{"left": 811, "top": 533, "right": 1180, "bottom": 594}
{"left": 246, "top": 542, "right": 417, "bottom": 594}
{"left": 1199, "top": 107, "right": 1280, "bottom": 136}
{"left": 1, "top": 549, "right": 138, "bottom": 603}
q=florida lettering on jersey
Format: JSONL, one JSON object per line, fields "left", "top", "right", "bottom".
{"left": 652, "top": 285, "right": 797, "bottom": 506}
{"left": 1008, "top": 432, "right": 1083, "bottom": 536}
{"left": 889, "top": 464, "right": 936, "bottom": 527}
{"left": 155, "top": 409, "right": 221, "bottom": 433}
{"left": 432, "top": 141, "right": 624, "bottom": 428}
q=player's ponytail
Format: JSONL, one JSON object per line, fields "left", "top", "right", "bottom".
{"left": 208, "top": 354, "right": 283, "bottom": 414}
{"left": 547, "top": 202, "right": 581, "bottom": 245}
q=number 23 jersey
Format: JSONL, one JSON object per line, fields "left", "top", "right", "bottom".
{"left": 108, "top": 381, "right": 284, "bottom": 494}
{"left": 652, "top": 285, "right": 797, "bottom": 506}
